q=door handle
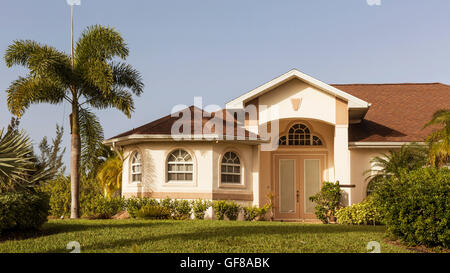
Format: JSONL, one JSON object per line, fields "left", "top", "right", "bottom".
{"left": 296, "top": 190, "right": 300, "bottom": 203}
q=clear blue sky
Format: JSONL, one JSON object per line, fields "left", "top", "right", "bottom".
{"left": 1, "top": 0, "right": 449, "bottom": 169}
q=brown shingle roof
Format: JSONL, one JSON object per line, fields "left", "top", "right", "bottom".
{"left": 109, "top": 83, "right": 449, "bottom": 143}
{"left": 109, "top": 106, "right": 260, "bottom": 140}
{"left": 332, "top": 83, "right": 450, "bottom": 142}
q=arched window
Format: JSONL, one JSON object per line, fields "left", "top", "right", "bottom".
{"left": 289, "top": 123, "right": 311, "bottom": 145}
{"left": 221, "top": 152, "right": 241, "bottom": 184}
{"left": 278, "top": 123, "right": 323, "bottom": 147}
{"left": 167, "top": 149, "right": 193, "bottom": 181}
{"left": 131, "top": 152, "right": 142, "bottom": 183}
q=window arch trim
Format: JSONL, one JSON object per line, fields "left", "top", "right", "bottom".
{"left": 278, "top": 122, "right": 325, "bottom": 147}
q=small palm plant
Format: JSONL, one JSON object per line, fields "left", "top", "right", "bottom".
{"left": 0, "top": 129, "right": 34, "bottom": 190}
{"left": 364, "top": 144, "right": 428, "bottom": 193}
{"left": 423, "top": 109, "right": 450, "bottom": 168}
{"left": 96, "top": 152, "right": 123, "bottom": 199}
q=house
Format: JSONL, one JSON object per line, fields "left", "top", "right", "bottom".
{"left": 104, "top": 69, "right": 450, "bottom": 221}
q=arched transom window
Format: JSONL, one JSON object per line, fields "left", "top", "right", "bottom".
{"left": 167, "top": 149, "right": 193, "bottom": 181}
{"left": 221, "top": 152, "right": 241, "bottom": 184}
{"left": 278, "top": 123, "right": 323, "bottom": 146}
{"left": 131, "top": 152, "right": 142, "bottom": 182}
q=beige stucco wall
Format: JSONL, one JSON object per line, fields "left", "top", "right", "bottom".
{"left": 121, "top": 141, "right": 256, "bottom": 205}
{"left": 258, "top": 78, "right": 337, "bottom": 126}
{"left": 349, "top": 148, "right": 393, "bottom": 204}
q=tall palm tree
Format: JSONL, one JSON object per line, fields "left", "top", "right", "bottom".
{"left": 4, "top": 25, "right": 144, "bottom": 218}
{"left": 423, "top": 109, "right": 450, "bottom": 168}
{"left": 96, "top": 152, "right": 123, "bottom": 200}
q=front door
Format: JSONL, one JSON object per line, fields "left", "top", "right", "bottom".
{"left": 274, "top": 154, "right": 324, "bottom": 220}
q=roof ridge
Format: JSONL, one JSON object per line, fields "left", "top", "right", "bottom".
{"left": 332, "top": 82, "right": 446, "bottom": 86}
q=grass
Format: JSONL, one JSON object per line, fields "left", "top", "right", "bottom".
{"left": 0, "top": 219, "right": 414, "bottom": 253}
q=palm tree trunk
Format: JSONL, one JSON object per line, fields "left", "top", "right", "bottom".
{"left": 70, "top": 100, "right": 81, "bottom": 219}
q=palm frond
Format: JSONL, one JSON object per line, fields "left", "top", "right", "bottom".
{"left": 111, "top": 62, "right": 144, "bottom": 96}
{"left": 6, "top": 76, "right": 66, "bottom": 117}
{"left": 83, "top": 86, "right": 134, "bottom": 118}
{"left": 79, "top": 108, "right": 104, "bottom": 174}
{"left": 75, "top": 25, "right": 129, "bottom": 64}
{"left": 96, "top": 153, "right": 123, "bottom": 199}
{"left": 77, "top": 59, "right": 114, "bottom": 95}
{"left": 0, "top": 129, "right": 35, "bottom": 189}
{"left": 4, "top": 40, "right": 72, "bottom": 84}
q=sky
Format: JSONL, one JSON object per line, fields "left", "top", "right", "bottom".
{"left": 1, "top": 0, "right": 450, "bottom": 170}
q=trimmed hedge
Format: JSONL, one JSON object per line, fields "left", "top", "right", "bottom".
{"left": 0, "top": 191, "right": 50, "bottom": 234}
{"left": 336, "top": 197, "right": 383, "bottom": 225}
{"left": 373, "top": 167, "right": 450, "bottom": 248}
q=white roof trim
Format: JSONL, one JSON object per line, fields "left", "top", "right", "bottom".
{"left": 226, "top": 69, "right": 370, "bottom": 109}
{"left": 349, "top": 141, "right": 426, "bottom": 149}
{"left": 104, "top": 134, "right": 268, "bottom": 145}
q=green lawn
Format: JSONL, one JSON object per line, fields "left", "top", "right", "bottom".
{"left": 0, "top": 219, "right": 413, "bottom": 253}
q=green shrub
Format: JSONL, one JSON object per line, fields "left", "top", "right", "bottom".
{"left": 336, "top": 197, "right": 383, "bottom": 225}
{"left": 160, "top": 197, "right": 176, "bottom": 216}
{"left": 40, "top": 175, "right": 104, "bottom": 218}
{"left": 373, "top": 168, "right": 450, "bottom": 248}
{"left": 0, "top": 191, "right": 50, "bottom": 234}
{"left": 309, "top": 181, "right": 342, "bottom": 224}
{"left": 135, "top": 204, "right": 171, "bottom": 220}
{"left": 191, "top": 199, "right": 212, "bottom": 220}
{"left": 126, "top": 197, "right": 159, "bottom": 218}
{"left": 224, "top": 201, "right": 241, "bottom": 221}
{"left": 39, "top": 176, "right": 71, "bottom": 217}
{"left": 212, "top": 200, "right": 228, "bottom": 220}
{"left": 243, "top": 206, "right": 259, "bottom": 221}
{"left": 243, "top": 205, "right": 270, "bottom": 221}
{"left": 82, "top": 196, "right": 125, "bottom": 219}
{"left": 173, "top": 200, "right": 192, "bottom": 220}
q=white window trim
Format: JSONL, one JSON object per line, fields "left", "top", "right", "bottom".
{"left": 130, "top": 152, "right": 142, "bottom": 184}
{"left": 166, "top": 149, "right": 195, "bottom": 184}
{"left": 219, "top": 151, "right": 245, "bottom": 188}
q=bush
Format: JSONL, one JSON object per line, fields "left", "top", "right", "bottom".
{"left": 39, "top": 176, "right": 71, "bottom": 217}
{"left": 224, "top": 201, "right": 241, "bottom": 221}
{"left": 126, "top": 197, "right": 159, "bottom": 218}
{"left": 0, "top": 191, "right": 50, "bottom": 234}
{"left": 336, "top": 197, "right": 383, "bottom": 225}
{"left": 243, "top": 205, "right": 270, "bottom": 221}
{"left": 173, "top": 200, "right": 192, "bottom": 220}
{"left": 212, "top": 200, "right": 228, "bottom": 220}
{"left": 82, "top": 196, "right": 125, "bottom": 219}
{"left": 40, "top": 175, "right": 104, "bottom": 218}
{"left": 191, "top": 199, "right": 212, "bottom": 220}
{"left": 135, "top": 204, "right": 171, "bottom": 220}
{"left": 309, "top": 182, "right": 342, "bottom": 224}
{"left": 160, "top": 197, "right": 176, "bottom": 216}
{"left": 373, "top": 168, "right": 450, "bottom": 248}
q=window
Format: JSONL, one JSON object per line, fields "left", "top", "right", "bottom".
{"left": 167, "top": 149, "right": 193, "bottom": 181}
{"left": 131, "top": 152, "right": 142, "bottom": 183}
{"left": 289, "top": 123, "right": 311, "bottom": 145}
{"left": 278, "top": 123, "right": 323, "bottom": 147}
{"left": 221, "top": 152, "right": 241, "bottom": 184}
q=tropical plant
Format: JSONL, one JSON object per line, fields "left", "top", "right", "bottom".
{"left": 96, "top": 152, "right": 123, "bottom": 199}
{"left": 309, "top": 182, "right": 342, "bottom": 224}
{"left": 364, "top": 144, "right": 428, "bottom": 190}
{"left": 0, "top": 128, "right": 34, "bottom": 192}
{"left": 423, "top": 109, "right": 450, "bottom": 168}
{"left": 4, "top": 25, "right": 144, "bottom": 218}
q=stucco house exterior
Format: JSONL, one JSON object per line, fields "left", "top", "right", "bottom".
{"left": 104, "top": 69, "right": 449, "bottom": 221}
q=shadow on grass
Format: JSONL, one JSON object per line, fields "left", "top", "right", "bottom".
{"left": 62, "top": 222, "right": 386, "bottom": 253}
{"left": 0, "top": 220, "right": 173, "bottom": 243}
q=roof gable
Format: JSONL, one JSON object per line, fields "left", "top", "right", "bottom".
{"left": 226, "top": 69, "right": 370, "bottom": 109}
